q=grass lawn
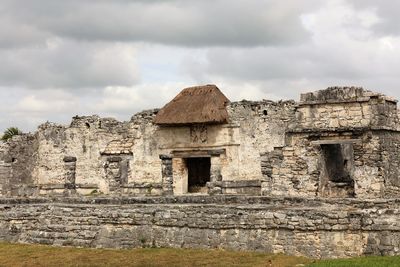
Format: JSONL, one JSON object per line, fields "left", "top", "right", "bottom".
{"left": 1, "top": 242, "right": 400, "bottom": 267}
{"left": 309, "top": 256, "right": 400, "bottom": 267}
{"left": 0, "top": 243, "right": 311, "bottom": 267}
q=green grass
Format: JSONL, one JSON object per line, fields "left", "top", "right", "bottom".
{"left": 2, "top": 242, "right": 400, "bottom": 267}
{"left": 308, "top": 256, "right": 400, "bottom": 267}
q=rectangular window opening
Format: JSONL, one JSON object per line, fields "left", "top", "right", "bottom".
{"left": 320, "top": 143, "right": 355, "bottom": 197}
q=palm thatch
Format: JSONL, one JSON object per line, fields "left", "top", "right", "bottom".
{"left": 154, "top": 85, "right": 230, "bottom": 125}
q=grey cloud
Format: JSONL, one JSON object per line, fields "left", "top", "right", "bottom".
{"left": 0, "top": 83, "right": 182, "bottom": 133}
{"left": 179, "top": 0, "right": 400, "bottom": 98}
{"left": 0, "top": 17, "right": 49, "bottom": 49}
{"left": 350, "top": 1, "right": 400, "bottom": 36}
{"left": 1, "top": 0, "right": 400, "bottom": 134}
{"left": 0, "top": 0, "right": 321, "bottom": 91}
{"left": 182, "top": 45, "right": 400, "bottom": 100}
{"left": 0, "top": 40, "right": 140, "bottom": 89}
{"left": 183, "top": 45, "right": 374, "bottom": 83}
{"left": 1, "top": 0, "right": 320, "bottom": 47}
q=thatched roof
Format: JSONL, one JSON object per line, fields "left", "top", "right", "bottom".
{"left": 154, "top": 85, "right": 230, "bottom": 125}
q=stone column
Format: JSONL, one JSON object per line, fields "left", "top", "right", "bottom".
{"left": 119, "top": 158, "right": 130, "bottom": 186}
{"left": 210, "top": 156, "right": 222, "bottom": 182}
{"left": 63, "top": 156, "right": 77, "bottom": 190}
{"left": 104, "top": 156, "right": 122, "bottom": 191}
{"left": 160, "top": 155, "right": 173, "bottom": 195}
{"left": 208, "top": 156, "right": 222, "bottom": 195}
{"left": 172, "top": 158, "right": 187, "bottom": 195}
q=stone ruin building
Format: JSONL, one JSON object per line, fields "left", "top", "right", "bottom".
{"left": 2, "top": 85, "right": 400, "bottom": 259}
{"left": 1, "top": 85, "right": 399, "bottom": 199}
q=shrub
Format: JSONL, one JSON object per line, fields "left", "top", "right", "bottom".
{"left": 1, "top": 127, "right": 22, "bottom": 141}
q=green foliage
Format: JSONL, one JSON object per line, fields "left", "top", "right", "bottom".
{"left": 1, "top": 127, "right": 22, "bottom": 141}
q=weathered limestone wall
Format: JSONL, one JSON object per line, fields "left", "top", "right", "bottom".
{"left": 1, "top": 196, "right": 400, "bottom": 259}
{"left": 352, "top": 132, "right": 389, "bottom": 198}
{"left": 226, "top": 100, "right": 295, "bottom": 181}
{"left": 127, "top": 110, "right": 160, "bottom": 185}
{"left": 262, "top": 87, "right": 400, "bottom": 199}
{"left": 0, "top": 143, "right": 11, "bottom": 195}
{"left": 2, "top": 87, "right": 399, "bottom": 199}
{"left": 297, "top": 87, "right": 399, "bottom": 131}
{"left": 263, "top": 131, "right": 388, "bottom": 199}
{"left": 0, "top": 135, "right": 38, "bottom": 196}
{"left": 0, "top": 99, "right": 295, "bottom": 197}
{"left": 261, "top": 134, "right": 320, "bottom": 197}
{"left": 32, "top": 116, "right": 130, "bottom": 194}
{"left": 122, "top": 101, "right": 296, "bottom": 194}
{"left": 0, "top": 162, "right": 10, "bottom": 195}
{"left": 380, "top": 132, "right": 400, "bottom": 196}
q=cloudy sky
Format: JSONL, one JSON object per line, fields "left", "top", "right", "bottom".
{"left": 1, "top": 0, "right": 400, "bottom": 132}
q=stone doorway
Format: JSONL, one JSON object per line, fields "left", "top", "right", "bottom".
{"left": 187, "top": 157, "right": 211, "bottom": 193}
{"left": 319, "top": 143, "right": 355, "bottom": 197}
{"left": 170, "top": 149, "right": 224, "bottom": 195}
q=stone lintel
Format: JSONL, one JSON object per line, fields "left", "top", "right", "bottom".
{"left": 63, "top": 156, "right": 77, "bottom": 163}
{"left": 106, "top": 156, "right": 122, "bottom": 162}
{"left": 159, "top": 154, "right": 172, "bottom": 160}
{"left": 310, "top": 139, "right": 362, "bottom": 146}
{"left": 171, "top": 149, "right": 225, "bottom": 158}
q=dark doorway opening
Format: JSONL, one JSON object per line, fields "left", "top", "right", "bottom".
{"left": 320, "top": 143, "right": 355, "bottom": 197}
{"left": 186, "top": 157, "right": 211, "bottom": 193}
{"left": 321, "top": 144, "right": 352, "bottom": 183}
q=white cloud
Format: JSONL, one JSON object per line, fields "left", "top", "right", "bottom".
{"left": 92, "top": 82, "right": 188, "bottom": 116}
{"left": 16, "top": 92, "right": 76, "bottom": 113}
{"left": 0, "top": 88, "right": 81, "bottom": 132}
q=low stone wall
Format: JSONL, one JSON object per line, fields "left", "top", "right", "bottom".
{"left": 0, "top": 196, "right": 400, "bottom": 259}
